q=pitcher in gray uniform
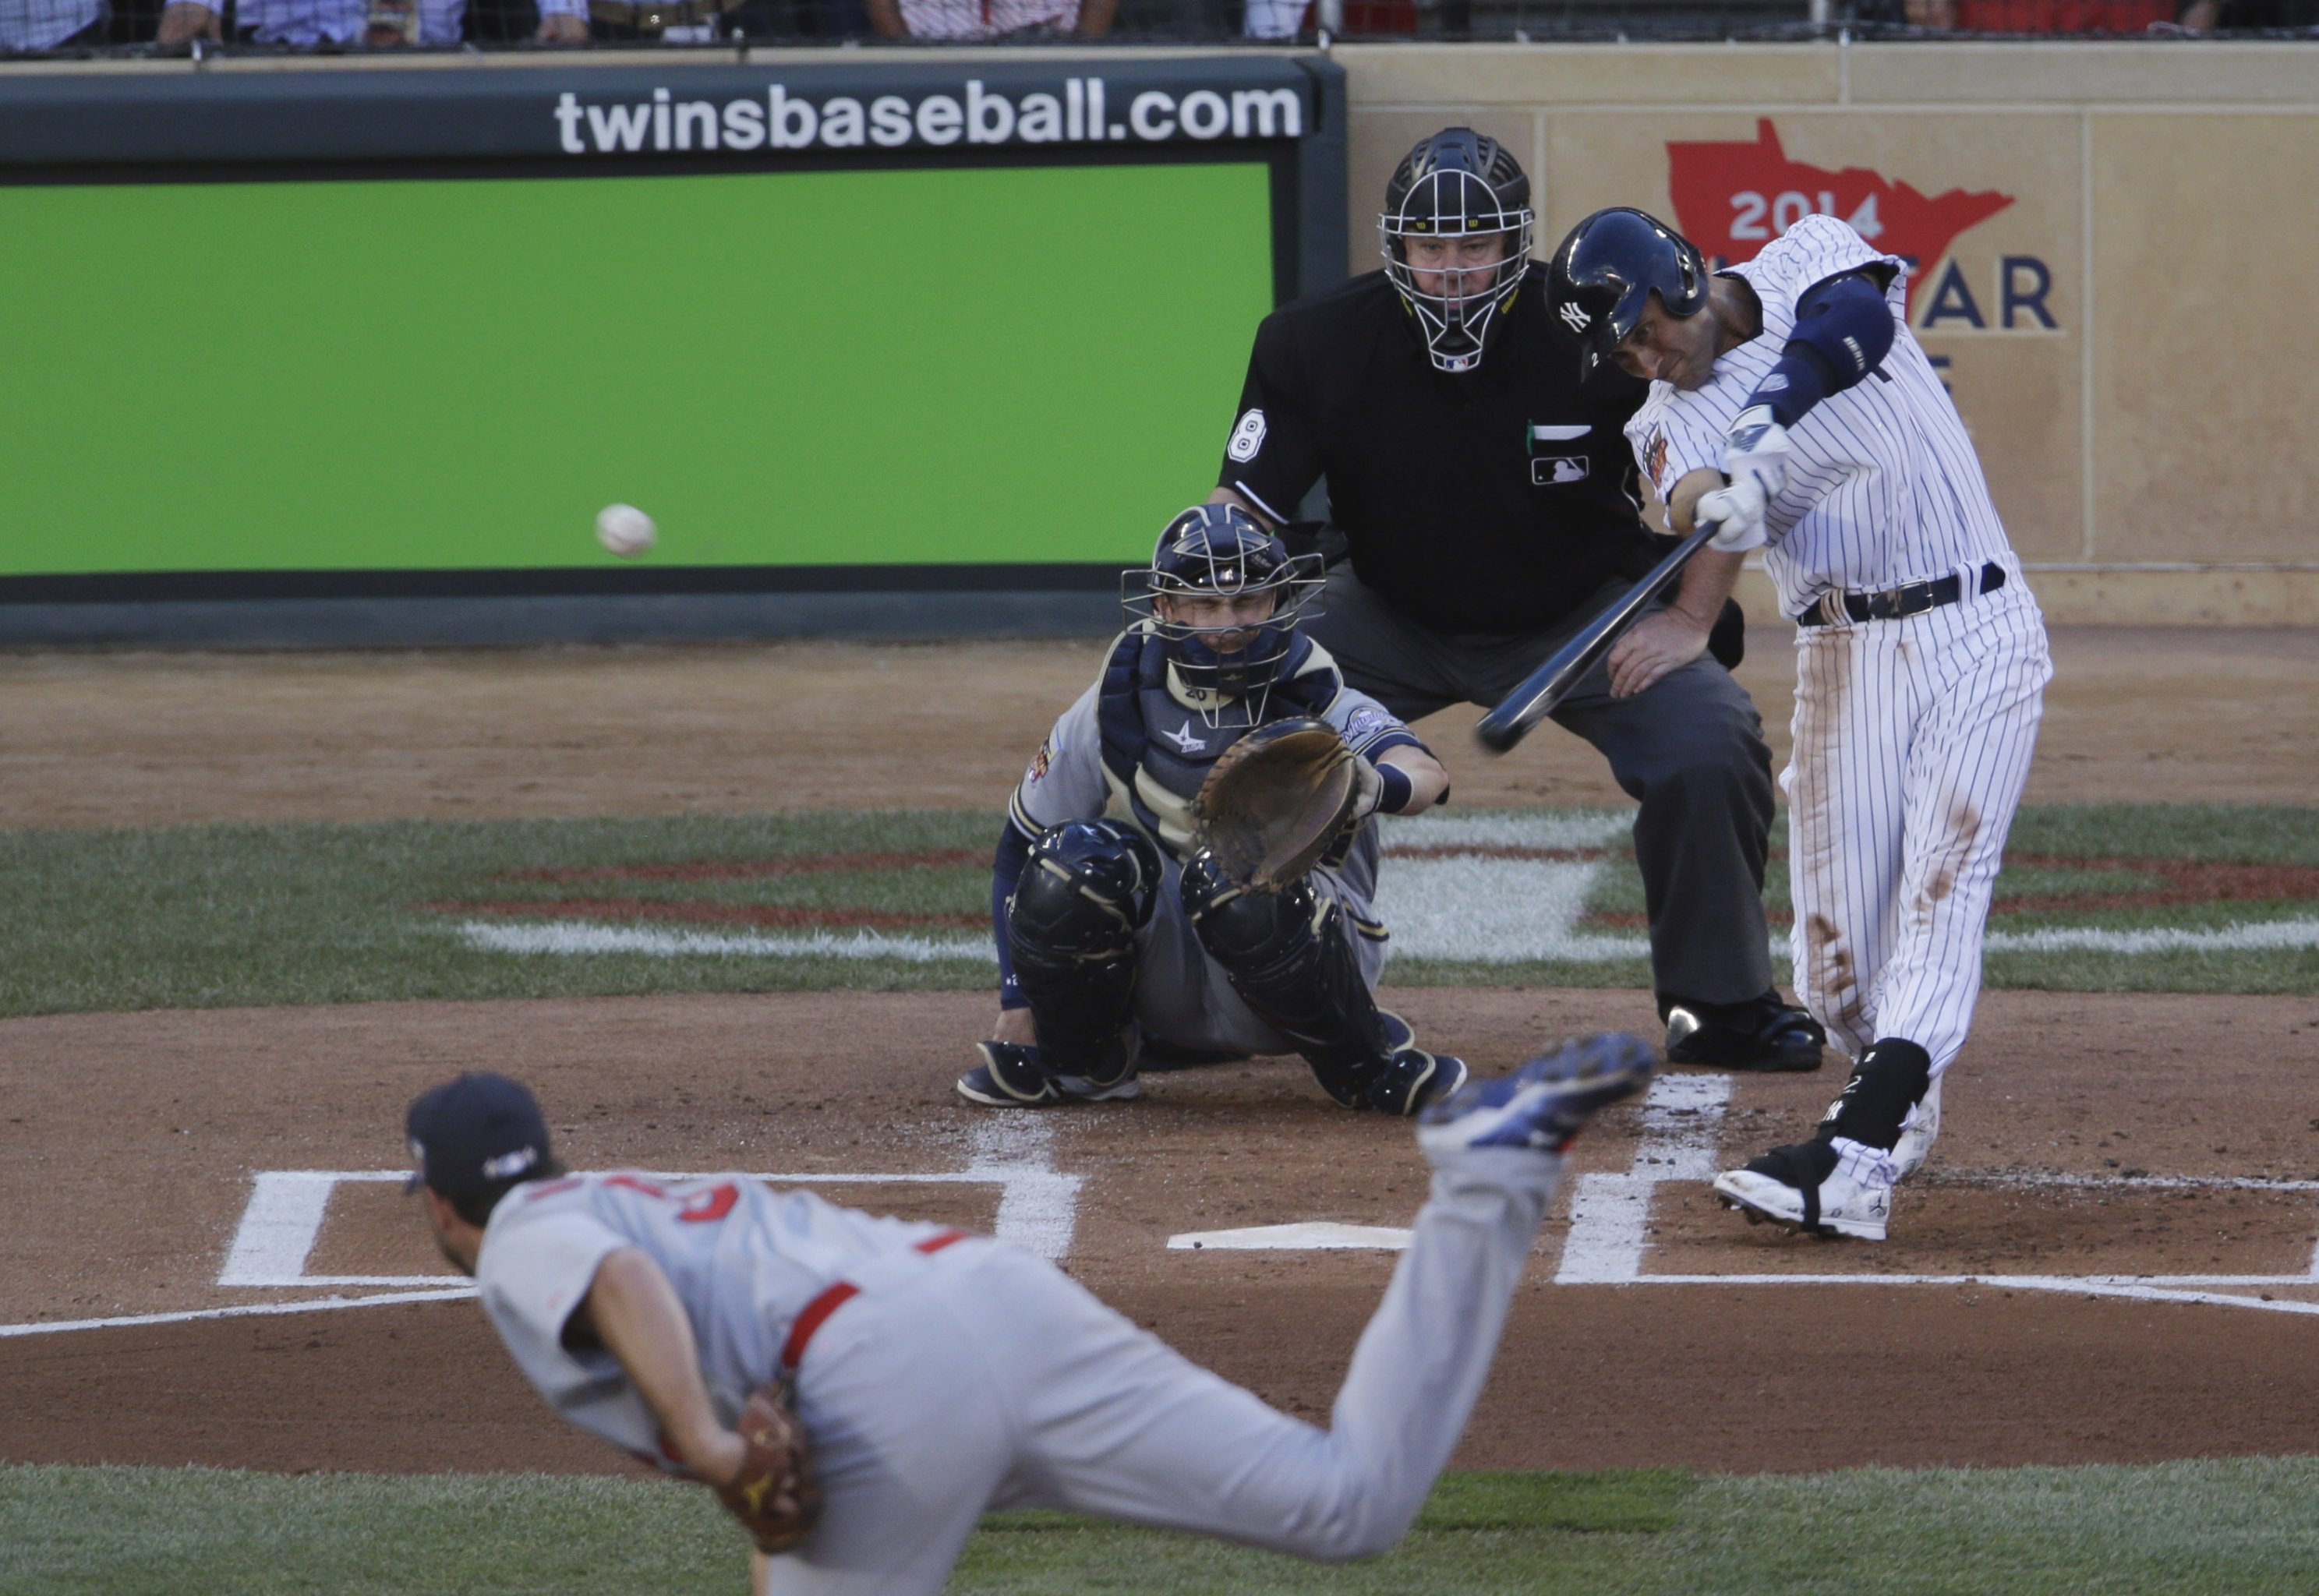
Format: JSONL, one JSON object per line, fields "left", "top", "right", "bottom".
{"left": 956, "top": 503, "right": 1465, "bottom": 1115}
{"left": 408, "top": 1040, "right": 1656, "bottom": 1594}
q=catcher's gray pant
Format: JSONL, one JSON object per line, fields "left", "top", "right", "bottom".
{"left": 1307, "top": 563, "right": 1777, "bottom": 1008}
{"left": 1127, "top": 844, "right": 1388, "bottom": 1061}
{"left": 769, "top": 1144, "right": 1563, "bottom": 1594}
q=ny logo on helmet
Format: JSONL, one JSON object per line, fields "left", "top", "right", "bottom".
{"left": 1558, "top": 302, "right": 1590, "bottom": 333}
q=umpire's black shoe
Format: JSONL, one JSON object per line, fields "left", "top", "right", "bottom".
{"left": 1660, "top": 991, "right": 1826, "bottom": 1073}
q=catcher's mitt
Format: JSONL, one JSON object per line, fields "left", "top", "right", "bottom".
{"left": 715, "top": 1380, "right": 822, "bottom": 1555}
{"left": 1190, "top": 719, "right": 1380, "bottom": 892}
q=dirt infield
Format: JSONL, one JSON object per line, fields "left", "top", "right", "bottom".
{"left": 2, "top": 629, "right": 2316, "bottom": 1484}
{"left": 2, "top": 627, "right": 2313, "bottom": 827}
{"left": 5, "top": 988, "right": 2318, "bottom": 1477}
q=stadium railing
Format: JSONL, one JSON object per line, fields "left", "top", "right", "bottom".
{"left": 0, "top": 0, "right": 2310, "bottom": 56}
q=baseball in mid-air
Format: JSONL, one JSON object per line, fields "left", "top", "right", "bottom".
{"left": 595, "top": 503, "right": 656, "bottom": 558}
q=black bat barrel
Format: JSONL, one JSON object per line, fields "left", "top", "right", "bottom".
{"left": 1473, "top": 520, "right": 1721, "bottom": 754}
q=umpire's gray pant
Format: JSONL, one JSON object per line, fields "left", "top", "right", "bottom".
{"left": 1306, "top": 564, "right": 1776, "bottom": 1008}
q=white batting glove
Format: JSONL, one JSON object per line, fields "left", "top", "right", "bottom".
{"left": 1721, "top": 404, "right": 1791, "bottom": 496}
{"left": 1348, "top": 754, "right": 1384, "bottom": 823}
{"left": 1702, "top": 403, "right": 1791, "bottom": 553}
{"left": 1694, "top": 482, "right": 1769, "bottom": 553}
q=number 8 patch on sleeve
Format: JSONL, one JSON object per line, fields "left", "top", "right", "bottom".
{"left": 1227, "top": 409, "right": 1267, "bottom": 462}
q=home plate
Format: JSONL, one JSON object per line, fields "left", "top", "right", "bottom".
{"left": 1168, "top": 1222, "right": 1413, "bottom": 1252}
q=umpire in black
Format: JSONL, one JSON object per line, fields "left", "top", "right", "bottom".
{"left": 1208, "top": 127, "right": 1821, "bottom": 1072}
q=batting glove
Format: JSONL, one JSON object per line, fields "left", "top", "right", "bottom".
{"left": 1694, "top": 482, "right": 1769, "bottom": 553}
{"left": 1702, "top": 403, "right": 1791, "bottom": 553}
{"left": 1720, "top": 404, "right": 1790, "bottom": 500}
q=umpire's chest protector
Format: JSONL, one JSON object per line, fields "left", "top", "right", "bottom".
{"left": 1094, "top": 629, "right": 1342, "bottom": 860}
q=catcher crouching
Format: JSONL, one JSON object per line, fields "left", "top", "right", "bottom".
{"left": 960, "top": 503, "right": 1462, "bottom": 1116}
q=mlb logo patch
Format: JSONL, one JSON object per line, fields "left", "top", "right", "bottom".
{"left": 1531, "top": 456, "right": 1589, "bottom": 486}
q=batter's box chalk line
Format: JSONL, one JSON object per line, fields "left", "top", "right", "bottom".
{"left": 1554, "top": 1075, "right": 2319, "bottom": 1313}
{"left": 0, "top": 1120, "right": 1080, "bottom": 1341}
{"left": 1171, "top": 1073, "right": 2319, "bottom": 1317}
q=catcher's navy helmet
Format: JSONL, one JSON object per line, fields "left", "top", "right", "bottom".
{"left": 1380, "top": 128, "right": 1536, "bottom": 374}
{"left": 1545, "top": 207, "right": 1710, "bottom": 379}
{"left": 1121, "top": 505, "right": 1324, "bottom": 697}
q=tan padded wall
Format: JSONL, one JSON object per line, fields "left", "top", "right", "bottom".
{"left": 1335, "top": 42, "right": 2319, "bottom": 622}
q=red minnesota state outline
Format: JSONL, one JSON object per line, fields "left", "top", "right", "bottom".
{"left": 1666, "top": 120, "right": 2013, "bottom": 318}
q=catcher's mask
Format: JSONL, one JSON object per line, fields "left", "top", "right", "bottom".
{"left": 1380, "top": 127, "right": 1536, "bottom": 375}
{"left": 1120, "top": 505, "right": 1323, "bottom": 699}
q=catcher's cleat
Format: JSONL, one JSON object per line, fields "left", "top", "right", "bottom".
{"left": 955, "top": 1042, "right": 1140, "bottom": 1109}
{"left": 1363, "top": 1048, "right": 1470, "bottom": 1118}
{"left": 1711, "top": 1135, "right": 1893, "bottom": 1241}
{"left": 1663, "top": 992, "right": 1826, "bottom": 1073}
{"left": 1416, "top": 1032, "right": 1654, "bottom": 1156}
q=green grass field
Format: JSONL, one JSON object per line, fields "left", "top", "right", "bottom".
{"left": 6, "top": 801, "right": 2317, "bottom": 1589}
{"left": 2, "top": 803, "right": 2311, "bottom": 1019}
{"left": 7, "top": 1460, "right": 2319, "bottom": 1595}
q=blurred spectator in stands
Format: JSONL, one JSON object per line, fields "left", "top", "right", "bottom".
{"left": 1860, "top": 0, "right": 2201, "bottom": 23}
{"left": 2, "top": 0, "right": 108, "bottom": 49}
{"left": 154, "top": 0, "right": 583, "bottom": 43}
{"left": 1241, "top": 0, "right": 1416, "bottom": 36}
{"left": 2178, "top": 0, "right": 2317, "bottom": 24}
{"left": 867, "top": 0, "right": 1112, "bottom": 35}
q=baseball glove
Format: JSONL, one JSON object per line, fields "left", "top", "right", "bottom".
{"left": 1191, "top": 719, "right": 1380, "bottom": 892}
{"left": 714, "top": 1380, "right": 822, "bottom": 1555}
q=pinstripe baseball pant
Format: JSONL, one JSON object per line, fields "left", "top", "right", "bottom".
{"left": 1782, "top": 572, "right": 2052, "bottom": 1075}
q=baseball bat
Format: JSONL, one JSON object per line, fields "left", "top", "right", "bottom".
{"left": 1473, "top": 518, "right": 1721, "bottom": 754}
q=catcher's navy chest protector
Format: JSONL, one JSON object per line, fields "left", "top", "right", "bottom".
{"left": 1094, "top": 627, "right": 1340, "bottom": 860}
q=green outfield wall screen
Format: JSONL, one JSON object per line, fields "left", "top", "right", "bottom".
{"left": 3, "top": 161, "right": 1272, "bottom": 582}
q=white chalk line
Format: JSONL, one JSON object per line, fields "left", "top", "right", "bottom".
{"left": 1546, "top": 1070, "right": 2319, "bottom": 1312}
{"left": 459, "top": 920, "right": 992, "bottom": 962}
{"left": 2, "top": 1132, "right": 1084, "bottom": 1344}
{"left": 446, "top": 795, "right": 2319, "bottom": 967}
{"left": 1558, "top": 1073, "right": 1733, "bottom": 1284}
{"left": 0, "top": 1288, "right": 482, "bottom": 1340}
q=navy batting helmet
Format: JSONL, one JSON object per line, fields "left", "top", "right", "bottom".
{"left": 1380, "top": 128, "right": 1536, "bottom": 375}
{"left": 1120, "top": 505, "right": 1324, "bottom": 697}
{"left": 1545, "top": 207, "right": 1710, "bottom": 379}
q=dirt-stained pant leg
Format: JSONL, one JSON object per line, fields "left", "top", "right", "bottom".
{"left": 1877, "top": 591, "right": 2050, "bottom": 1072}
{"left": 1783, "top": 585, "right": 2049, "bottom": 1073}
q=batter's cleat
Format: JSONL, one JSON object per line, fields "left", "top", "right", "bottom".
{"left": 955, "top": 1042, "right": 1140, "bottom": 1109}
{"left": 1416, "top": 1033, "right": 1656, "bottom": 1156}
{"left": 1662, "top": 992, "right": 1826, "bottom": 1073}
{"left": 1364, "top": 1049, "right": 1471, "bottom": 1117}
{"left": 1712, "top": 1135, "right": 1894, "bottom": 1241}
{"left": 1892, "top": 1076, "right": 1943, "bottom": 1182}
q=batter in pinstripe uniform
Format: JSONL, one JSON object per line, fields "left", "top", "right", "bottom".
{"left": 1547, "top": 208, "right": 2052, "bottom": 1241}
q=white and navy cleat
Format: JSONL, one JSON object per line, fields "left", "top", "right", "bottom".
{"left": 1712, "top": 1136, "right": 1894, "bottom": 1241}
{"left": 1416, "top": 1032, "right": 1655, "bottom": 1156}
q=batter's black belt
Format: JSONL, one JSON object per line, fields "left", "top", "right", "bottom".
{"left": 1797, "top": 563, "right": 2006, "bottom": 627}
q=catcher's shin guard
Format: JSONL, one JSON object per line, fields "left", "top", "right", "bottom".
{"left": 1180, "top": 849, "right": 1395, "bottom": 1108}
{"left": 1008, "top": 821, "right": 1161, "bottom": 1086}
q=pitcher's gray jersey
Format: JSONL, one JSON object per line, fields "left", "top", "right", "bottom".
{"left": 475, "top": 1171, "right": 951, "bottom": 1469}
{"left": 1628, "top": 214, "right": 2017, "bottom": 619}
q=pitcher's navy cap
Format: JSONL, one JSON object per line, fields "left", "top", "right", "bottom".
{"left": 405, "top": 1072, "right": 552, "bottom": 1197}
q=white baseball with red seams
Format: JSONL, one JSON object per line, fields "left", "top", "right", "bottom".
{"left": 1625, "top": 214, "right": 2052, "bottom": 1162}
{"left": 595, "top": 503, "right": 656, "bottom": 559}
